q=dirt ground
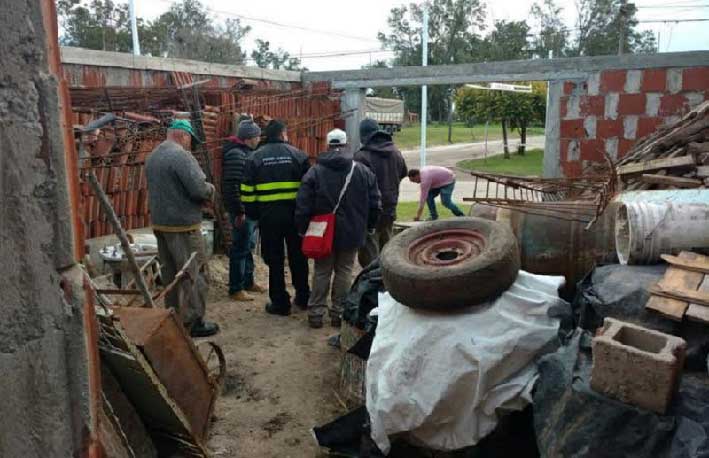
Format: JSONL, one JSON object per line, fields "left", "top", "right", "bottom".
{"left": 203, "top": 255, "right": 348, "bottom": 457}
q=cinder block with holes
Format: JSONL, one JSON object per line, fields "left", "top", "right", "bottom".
{"left": 591, "top": 317, "right": 686, "bottom": 414}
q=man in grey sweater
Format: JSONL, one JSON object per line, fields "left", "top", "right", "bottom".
{"left": 146, "top": 119, "right": 219, "bottom": 337}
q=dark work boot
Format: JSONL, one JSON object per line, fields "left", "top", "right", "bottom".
{"left": 330, "top": 315, "right": 342, "bottom": 328}
{"left": 265, "top": 302, "right": 291, "bottom": 316}
{"left": 308, "top": 315, "right": 324, "bottom": 329}
{"left": 190, "top": 319, "right": 220, "bottom": 338}
{"left": 294, "top": 293, "right": 310, "bottom": 311}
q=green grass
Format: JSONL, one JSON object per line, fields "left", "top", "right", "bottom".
{"left": 393, "top": 122, "right": 545, "bottom": 150}
{"left": 456, "top": 148, "right": 544, "bottom": 176}
{"left": 396, "top": 201, "right": 471, "bottom": 222}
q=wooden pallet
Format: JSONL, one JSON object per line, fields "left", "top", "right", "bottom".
{"left": 646, "top": 251, "right": 709, "bottom": 324}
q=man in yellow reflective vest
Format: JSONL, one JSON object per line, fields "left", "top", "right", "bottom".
{"left": 242, "top": 120, "right": 311, "bottom": 316}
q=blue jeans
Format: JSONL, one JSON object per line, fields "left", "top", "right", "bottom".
{"left": 229, "top": 214, "right": 256, "bottom": 294}
{"left": 426, "top": 181, "right": 465, "bottom": 220}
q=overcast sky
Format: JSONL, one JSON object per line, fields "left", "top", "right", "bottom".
{"left": 135, "top": 0, "right": 709, "bottom": 71}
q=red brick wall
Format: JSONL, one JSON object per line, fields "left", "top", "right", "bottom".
{"left": 559, "top": 67, "right": 709, "bottom": 177}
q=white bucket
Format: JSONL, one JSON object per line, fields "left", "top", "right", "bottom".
{"left": 615, "top": 202, "right": 709, "bottom": 265}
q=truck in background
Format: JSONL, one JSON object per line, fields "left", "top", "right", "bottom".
{"left": 364, "top": 97, "right": 405, "bottom": 134}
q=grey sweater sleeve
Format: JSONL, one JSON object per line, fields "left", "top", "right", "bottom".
{"left": 174, "top": 151, "right": 213, "bottom": 203}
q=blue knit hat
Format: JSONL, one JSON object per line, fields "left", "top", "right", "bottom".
{"left": 238, "top": 119, "right": 261, "bottom": 139}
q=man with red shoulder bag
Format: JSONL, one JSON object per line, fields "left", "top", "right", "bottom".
{"left": 295, "top": 129, "right": 381, "bottom": 329}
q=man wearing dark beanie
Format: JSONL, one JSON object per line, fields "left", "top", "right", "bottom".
{"left": 242, "top": 119, "right": 311, "bottom": 316}
{"left": 354, "top": 118, "right": 408, "bottom": 267}
{"left": 222, "top": 117, "right": 266, "bottom": 302}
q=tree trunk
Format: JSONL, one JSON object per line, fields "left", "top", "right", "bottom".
{"left": 518, "top": 121, "right": 527, "bottom": 155}
{"left": 502, "top": 119, "right": 510, "bottom": 159}
{"left": 447, "top": 88, "right": 454, "bottom": 144}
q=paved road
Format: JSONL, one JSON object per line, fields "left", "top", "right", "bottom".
{"left": 398, "top": 136, "right": 545, "bottom": 202}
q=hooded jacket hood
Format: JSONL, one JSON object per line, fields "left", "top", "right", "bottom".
{"left": 317, "top": 147, "right": 353, "bottom": 171}
{"left": 362, "top": 131, "right": 397, "bottom": 156}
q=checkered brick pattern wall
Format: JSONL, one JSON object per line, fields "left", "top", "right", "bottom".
{"left": 559, "top": 67, "right": 709, "bottom": 177}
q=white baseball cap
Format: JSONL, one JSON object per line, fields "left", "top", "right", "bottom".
{"left": 327, "top": 128, "right": 347, "bottom": 145}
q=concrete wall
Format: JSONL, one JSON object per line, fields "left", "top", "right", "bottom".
{"left": 61, "top": 46, "right": 300, "bottom": 89}
{"left": 554, "top": 66, "right": 709, "bottom": 177}
{"left": 1, "top": 1, "right": 99, "bottom": 456}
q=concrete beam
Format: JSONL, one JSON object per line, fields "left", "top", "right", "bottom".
{"left": 61, "top": 46, "right": 301, "bottom": 83}
{"left": 304, "top": 51, "right": 709, "bottom": 88}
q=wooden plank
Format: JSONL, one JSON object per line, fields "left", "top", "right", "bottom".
{"left": 641, "top": 174, "right": 703, "bottom": 188}
{"left": 646, "top": 252, "right": 707, "bottom": 320}
{"left": 662, "top": 253, "right": 709, "bottom": 274}
{"left": 649, "top": 285, "right": 709, "bottom": 307}
{"left": 696, "top": 165, "right": 709, "bottom": 178}
{"left": 618, "top": 155, "right": 696, "bottom": 176}
{"left": 687, "top": 275, "right": 709, "bottom": 324}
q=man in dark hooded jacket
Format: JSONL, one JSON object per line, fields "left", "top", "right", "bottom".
{"left": 295, "top": 129, "right": 381, "bottom": 329}
{"left": 222, "top": 117, "right": 266, "bottom": 302}
{"left": 354, "top": 118, "right": 407, "bottom": 268}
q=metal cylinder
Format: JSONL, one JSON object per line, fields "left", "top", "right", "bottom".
{"left": 615, "top": 202, "right": 709, "bottom": 265}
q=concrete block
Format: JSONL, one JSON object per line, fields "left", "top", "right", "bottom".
{"left": 605, "top": 93, "right": 619, "bottom": 120}
{"left": 605, "top": 137, "right": 619, "bottom": 160}
{"left": 624, "top": 116, "right": 639, "bottom": 140}
{"left": 587, "top": 73, "right": 601, "bottom": 96}
{"left": 646, "top": 93, "right": 662, "bottom": 116}
{"left": 568, "top": 139, "right": 580, "bottom": 161}
{"left": 591, "top": 317, "right": 686, "bottom": 414}
{"left": 638, "top": 117, "right": 662, "bottom": 138}
{"left": 686, "top": 91, "right": 706, "bottom": 110}
{"left": 584, "top": 116, "right": 597, "bottom": 139}
{"left": 625, "top": 70, "right": 643, "bottom": 93}
{"left": 667, "top": 68, "right": 683, "bottom": 94}
{"left": 566, "top": 96, "right": 581, "bottom": 119}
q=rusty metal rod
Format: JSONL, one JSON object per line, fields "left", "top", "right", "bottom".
{"left": 86, "top": 171, "right": 155, "bottom": 307}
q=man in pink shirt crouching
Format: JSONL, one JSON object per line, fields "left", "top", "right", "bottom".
{"left": 408, "top": 165, "right": 466, "bottom": 221}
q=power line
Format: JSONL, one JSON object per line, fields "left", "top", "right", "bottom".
{"left": 149, "top": 0, "right": 378, "bottom": 43}
{"left": 638, "top": 18, "right": 709, "bottom": 22}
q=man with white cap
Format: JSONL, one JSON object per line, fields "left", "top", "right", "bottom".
{"left": 295, "top": 129, "right": 381, "bottom": 329}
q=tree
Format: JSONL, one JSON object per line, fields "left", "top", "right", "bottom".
{"left": 573, "top": 0, "right": 656, "bottom": 56}
{"left": 58, "top": 0, "right": 136, "bottom": 52}
{"left": 482, "top": 20, "right": 531, "bottom": 62}
{"left": 142, "top": 0, "right": 250, "bottom": 63}
{"left": 59, "top": 0, "right": 252, "bottom": 64}
{"left": 378, "top": 0, "right": 488, "bottom": 124}
{"left": 530, "top": 0, "right": 570, "bottom": 58}
{"left": 456, "top": 83, "right": 546, "bottom": 158}
{"left": 250, "top": 39, "right": 303, "bottom": 71}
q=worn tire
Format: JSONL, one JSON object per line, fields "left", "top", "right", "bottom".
{"left": 380, "top": 217, "right": 520, "bottom": 310}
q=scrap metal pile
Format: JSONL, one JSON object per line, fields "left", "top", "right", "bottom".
{"left": 463, "top": 166, "right": 616, "bottom": 227}
{"left": 617, "top": 101, "right": 709, "bottom": 190}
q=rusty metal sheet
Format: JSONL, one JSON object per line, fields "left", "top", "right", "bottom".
{"left": 112, "top": 307, "right": 220, "bottom": 441}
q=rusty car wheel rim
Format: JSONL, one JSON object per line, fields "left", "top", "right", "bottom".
{"left": 407, "top": 229, "right": 486, "bottom": 267}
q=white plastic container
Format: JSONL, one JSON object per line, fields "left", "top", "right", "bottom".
{"left": 615, "top": 201, "right": 709, "bottom": 264}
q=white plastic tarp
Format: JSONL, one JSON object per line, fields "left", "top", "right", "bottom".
{"left": 366, "top": 271, "right": 566, "bottom": 453}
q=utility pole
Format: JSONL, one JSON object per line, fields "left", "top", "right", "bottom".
{"left": 618, "top": 1, "right": 634, "bottom": 55}
{"left": 129, "top": 0, "right": 141, "bottom": 56}
{"left": 420, "top": 4, "right": 429, "bottom": 167}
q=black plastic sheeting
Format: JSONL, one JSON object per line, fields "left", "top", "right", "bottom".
{"left": 574, "top": 264, "right": 674, "bottom": 334}
{"left": 343, "top": 260, "right": 383, "bottom": 331}
{"left": 534, "top": 330, "right": 709, "bottom": 458}
{"left": 314, "top": 405, "right": 539, "bottom": 458}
